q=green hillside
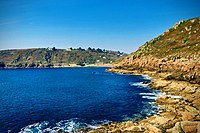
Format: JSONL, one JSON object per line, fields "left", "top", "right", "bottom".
{"left": 0, "top": 47, "right": 126, "bottom": 68}
{"left": 111, "top": 17, "right": 200, "bottom": 84}
{"left": 133, "top": 17, "right": 200, "bottom": 58}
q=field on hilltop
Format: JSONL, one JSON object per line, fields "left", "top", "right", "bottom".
{"left": 0, "top": 47, "right": 127, "bottom": 68}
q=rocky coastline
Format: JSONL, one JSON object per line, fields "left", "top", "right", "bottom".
{"left": 88, "top": 68, "right": 200, "bottom": 133}
{"left": 57, "top": 17, "right": 200, "bottom": 133}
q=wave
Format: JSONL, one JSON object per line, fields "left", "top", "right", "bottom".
{"left": 141, "top": 75, "right": 152, "bottom": 80}
{"left": 139, "top": 92, "right": 156, "bottom": 96}
{"left": 19, "top": 119, "right": 111, "bottom": 133}
{"left": 166, "top": 95, "right": 182, "bottom": 99}
{"left": 141, "top": 96, "right": 158, "bottom": 100}
{"left": 140, "top": 91, "right": 165, "bottom": 100}
{"left": 129, "top": 82, "right": 149, "bottom": 88}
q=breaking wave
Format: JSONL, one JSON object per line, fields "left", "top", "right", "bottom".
{"left": 140, "top": 92, "right": 165, "bottom": 100}
{"left": 129, "top": 82, "right": 149, "bottom": 88}
{"left": 141, "top": 75, "right": 152, "bottom": 80}
{"left": 19, "top": 119, "right": 111, "bottom": 133}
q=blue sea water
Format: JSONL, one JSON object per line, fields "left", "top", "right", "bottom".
{"left": 0, "top": 67, "right": 160, "bottom": 133}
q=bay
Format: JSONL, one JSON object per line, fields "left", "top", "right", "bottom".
{"left": 0, "top": 67, "right": 159, "bottom": 132}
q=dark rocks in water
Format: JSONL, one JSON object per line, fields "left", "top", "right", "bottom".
{"left": 142, "top": 81, "right": 151, "bottom": 84}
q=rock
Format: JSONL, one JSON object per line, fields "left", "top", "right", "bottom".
{"left": 156, "top": 96, "right": 180, "bottom": 105}
{"left": 180, "top": 121, "right": 198, "bottom": 133}
{"left": 185, "top": 105, "right": 199, "bottom": 116}
{"left": 146, "top": 125, "right": 162, "bottom": 133}
{"left": 183, "top": 86, "right": 197, "bottom": 94}
{"left": 125, "top": 121, "right": 135, "bottom": 128}
{"left": 139, "top": 116, "right": 157, "bottom": 124}
{"left": 165, "top": 82, "right": 185, "bottom": 92}
{"left": 151, "top": 79, "right": 171, "bottom": 89}
{"left": 166, "top": 128, "right": 173, "bottom": 133}
{"left": 192, "top": 99, "right": 200, "bottom": 110}
{"left": 88, "top": 130, "right": 103, "bottom": 133}
{"left": 156, "top": 95, "right": 168, "bottom": 104}
{"left": 130, "top": 126, "right": 140, "bottom": 132}
{"left": 172, "top": 122, "right": 184, "bottom": 133}
{"left": 168, "top": 98, "right": 180, "bottom": 104}
{"left": 164, "top": 118, "right": 180, "bottom": 129}
{"left": 109, "top": 129, "right": 121, "bottom": 133}
{"left": 127, "top": 125, "right": 146, "bottom": 132}
{"left": 181, "top": 111, "right": 195, "bottom": 121}
{"left": 150, "top": 116, "right": 170, "bottom": 125}
{"left": 198, "top": 123, "right": 200, "bottom": 133}
{"left": 160, "top": 112, "right": 176, "bottom": 120}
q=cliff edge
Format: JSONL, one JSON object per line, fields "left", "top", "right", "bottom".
{"left": 90, "top": 17, "right": 200, "bottom": 133}
{"left": 111, "top": 17, "right": 200, "bottom": 84}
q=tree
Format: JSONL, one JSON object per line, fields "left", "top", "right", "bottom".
{"left": 92, "top": 48, "right": 96, "bottom": 52}
{"left": 52, "top": 47, "right": 56, "bottom": 51}
{"left": 96, "top": 48, "right": 103, "bottom": 53}
{"left": 78, "top": 47, "right": 85, "bottom": 51}
{"left": 0, "top": 62, "right": 5, "bottom": 68}
{"left": 87, "top": 47, "right": 92, "bottom": 51}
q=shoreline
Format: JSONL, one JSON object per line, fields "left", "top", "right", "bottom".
{"left": 0, "top": 64, "right": 113, "bottom": 69}
{"left": 88, "top": 68, "right": 200, "bottom": 133}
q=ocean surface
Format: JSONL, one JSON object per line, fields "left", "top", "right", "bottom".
{"left": 0, "top": 67, "right": 160, "bottom": 133}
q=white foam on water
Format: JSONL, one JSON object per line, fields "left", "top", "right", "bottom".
{"left": 142, "top": 96, "right": 158, "bottom": 100}
{"left": 19, "top": 121, "right": 49, "bottom": 133}
{"left": 139, "top": 92, "right": 156, "bottom": 96}
{"left": 167, "top": 95, "right": 182, "bottom": 99}
{"left": 129, "top": 82, "right": 148, "bottom": 88}
{"left": 141, "top": 75, "right": 152, "bottom": 80}
{"left": 19, "top": 119, "right": 111, "bottom": 133}
{"left": 140, "top": 91, "right": 166, "bottom": 100}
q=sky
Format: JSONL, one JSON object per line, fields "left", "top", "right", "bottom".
{"left": 0, "top": 0, "right": 199, "bottom": 53}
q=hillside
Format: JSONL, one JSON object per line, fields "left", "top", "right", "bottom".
{"left": 111, "top": 17, "right": 200, "bottom": 84}
{"left": 0, "top": 47, "right": 126, "bottom": 68}
{"left": 91, "top": 17, "right": 200, "bottom": 133}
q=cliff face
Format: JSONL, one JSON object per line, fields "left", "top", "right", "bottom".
{"left": 111, "top": 17, "right": 200, "bottom": 84}
{"left": 0, "top": 48, "right": 126, "bottom": 68}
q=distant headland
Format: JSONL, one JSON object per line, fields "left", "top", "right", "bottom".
{"left": 0, "top": 47, "right": 127, "bottom": 68}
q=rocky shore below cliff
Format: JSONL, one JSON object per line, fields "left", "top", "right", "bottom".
{"left": 56, "top": 17, "right": 200, "bottom": 133}
{"left": 88, "top": 69, "right": 200, "bottom": 133}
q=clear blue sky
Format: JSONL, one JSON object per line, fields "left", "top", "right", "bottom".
{"left": 0, "top": 0, "right": 199, "bottom": 53}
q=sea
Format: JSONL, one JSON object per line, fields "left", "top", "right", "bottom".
{"left": 0, "top": 67, "right": 161, "bottom": 133}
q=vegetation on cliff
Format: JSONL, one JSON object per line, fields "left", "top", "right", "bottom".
{"left": 0, "top": 47, "right": 126, "bottom": 68}
{"left": 93, "top": 17, "right": 200, "bottom": 133}
{"left": 112, "top": 17, "right": 200, "bottom": 84}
